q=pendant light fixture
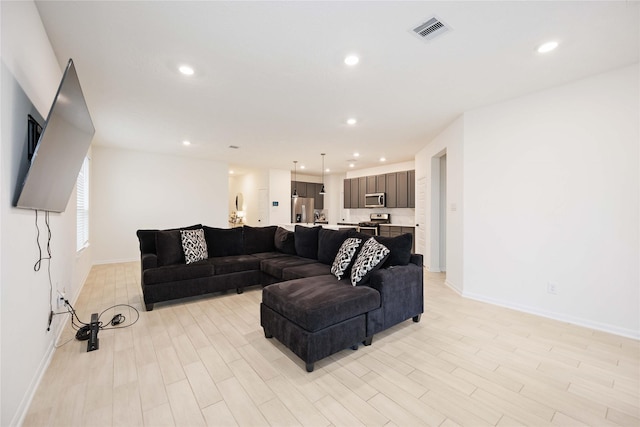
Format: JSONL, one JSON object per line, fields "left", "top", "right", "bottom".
{"left": 292, "top": 160, "right": 299, "bottom": 198}
{"left": 319, "top": 153, "right": 326, "bottom": 195}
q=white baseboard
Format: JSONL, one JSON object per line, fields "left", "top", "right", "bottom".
{"left": 444, "top": 280, "right": 462, "bottom": 295}
{"left": 463, "top": 291, "right": 640, "bottom": 340}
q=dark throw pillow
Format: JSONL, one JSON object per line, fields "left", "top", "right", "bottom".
{"left": 137, "top": 224, "right": 202, "bottom": 255}
{"left": 180, "top": 229, "right": 208, "bottom": 264}
{"left": 274, "top": 227, "right": 296, "bottom": 255}
{"left": 350, "top": 237, "right": 390, "bottom": 286}
{"left": 294, "top": 225, "right": 322, "bottom": 259}
{"left": 331, "top": 237, "right": 362, "bottom": 280}
{"left": 243, "top": 225, "right": 277, "bottom": 254}
{"left": 317, "top": 228, "right": 351, "bottom": 265}
{"left": 203, "top": 226, "right": 243, "bottom": 257}
{"left": 155, "top": 230, "right": 185, "bottom": 266}
{"left": 374, "top": 233, "right": 413, "bottom": 266}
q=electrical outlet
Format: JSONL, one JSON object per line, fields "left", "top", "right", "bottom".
{"left": 547, "top": 282, "right": 558, "bottom": 295}
{"left": 57, "top": 290, "right": 66, "bottom": 308}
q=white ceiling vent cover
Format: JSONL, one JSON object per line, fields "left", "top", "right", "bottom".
{"left": 411, "top": 16, "right": 451, "bottom": 41}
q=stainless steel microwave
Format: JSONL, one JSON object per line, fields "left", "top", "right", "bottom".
{"left": 364, "top": 192, "right": 386, "bottom": 208}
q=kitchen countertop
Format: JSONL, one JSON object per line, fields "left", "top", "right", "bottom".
{"left": 280, "top": 223, "right": 355, "bottom": 231}
{"left": 280, "top": 223, "right": 414, "bottom": 231}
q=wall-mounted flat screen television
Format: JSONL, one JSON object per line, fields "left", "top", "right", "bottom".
{"left": 15, "top": 58, "right": 95, "bottom": 213}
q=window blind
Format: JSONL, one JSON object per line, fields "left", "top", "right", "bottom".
{"left": 76, "top": 157, "right": 89, "bottom": 251}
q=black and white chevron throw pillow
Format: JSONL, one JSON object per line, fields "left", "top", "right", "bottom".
{"left": 331, "top": 237, "right": 362, "bottom": 280}
{"left": 180, "top": 228, "right": 208, "bottom": 264}
{"left": 350, "top": 237, "right": 390, "bottom": 286}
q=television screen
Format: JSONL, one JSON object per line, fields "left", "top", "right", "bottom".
{"left": 15, "top": 59, "right": 95, "bottom": 213}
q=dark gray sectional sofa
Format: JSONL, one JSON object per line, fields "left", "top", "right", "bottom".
{"left": 137, "top": 224, "right": 423, "bottom": 371}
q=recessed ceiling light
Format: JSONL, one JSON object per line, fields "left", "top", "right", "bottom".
{"left": 325, "top": 168, "right": 330, "bottom": 172}
{"left": 349, "top": 163, "right": 355, "bottom": 168}
{"left": 179, "top": 65, "right": 194, "bottom": 75}
{"left": 300, "top": 165, "right": 306, "bottom": 169}
{"left": 537, "top": 41, "right": 558, "bottom": 54}
{"left": 353, "top": 152, "right": 360, "bottom": 157}
{"left": 344, "top": 55, "right": 359, "bottom": 66}
{"left": 380, "top": 157, "right": 386, "bottom": 162}
{"left": 182, "top": 140, "right": 191, "bottom": 146}
{"left": 229, "top": 170, "right": 234, "bottom": 174}
{"left": 347, "top": 118, "right": 357, "bottom": 125}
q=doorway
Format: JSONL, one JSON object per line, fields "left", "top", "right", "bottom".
{"left": 430, "top": 151, "right": 447, "bottom": 272}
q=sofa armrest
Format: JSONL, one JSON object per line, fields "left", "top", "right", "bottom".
{"left": 410, "top": 253, "right": 423, "bottom": 267}
{"left": 367, "top": 263, "right": 423, "bottom": 333}
{"left": 141, "top": 253, "right": 158, "bottom": 271}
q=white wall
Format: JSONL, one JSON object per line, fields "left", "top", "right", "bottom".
{"left": 269, "top": 169, "right": 291, "bottom": 225}
{"left": 91, "top": 146, "right": 229, "bottom": 263}
{"left": 462, "top": 65, "right": 639, "bottom": 337}
{"left": 415, "top": 117, "right": 464, "bottom": 291}
{"left": 0, "top": 2, "right": 92, "bottom": 425}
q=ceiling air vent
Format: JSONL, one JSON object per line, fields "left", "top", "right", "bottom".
{"left": 411, "top": 16, "right": 451, "bottom": 42}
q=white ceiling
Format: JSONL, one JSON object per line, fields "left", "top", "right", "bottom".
{"left": 35, "top": 1, "right": 639, "bottom": 176}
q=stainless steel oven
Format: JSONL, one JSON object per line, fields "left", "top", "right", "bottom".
{"left": 358, "top": 213, "right": 390, "bottom": 236}
{"left": 357, "top": 225, "right": 378, "bottom": 236}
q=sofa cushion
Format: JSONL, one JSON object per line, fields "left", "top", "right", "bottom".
{"left": 261, "top": 255, "right": 316, "bottom": 280}
{"left": 262, "top": 275, "right": 380, "bottom": 332}
{"left": 274, "top": 227, "right": 296, "bottom": 255}
{"left": 294, "top": 225, "right": 321, "bottom": 259}
{"left": 331, "top": 237, "right": 363, "bottom": 280}
{"left": 282, "top": 262, "right": 332, "bottom": 281}
{"left": 317, "top": 228, "right": 351, "bottom": 265}
{"left": 137, "top": 224, "right": 202, "bottom": 255}
{"left": 374, "top": 233, "right": 413, "bottom": 266}
{"left": 181, "top": 229, "right": 208, "bottom": 264}
{"left": 143, "top": 260, "right": 214, "bottom": 285}
{"left": 351, "top": 237, "right": 390, "bottom": 286}
{"left": 156, "top": 230, "right": 185, "bottom": 266}
{"left": 204, "top": 226, "right": 243, "bottom": 257}
{"left": 244, "top": 225, "right": 277, "bottom": 254}
{"left": 208, "top": 255, "right": 261, "bottom": 275}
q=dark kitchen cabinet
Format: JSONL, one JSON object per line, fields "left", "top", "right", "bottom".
{"left": 297, "top": 181, "right": 307, "bottom": 198}
{"left": 396, "top": 171, "right": 408, "bottom": 208}
{"left": 314, "top": 183, "right": 324, "bottom": 209}
{"left": 408, "top": 170, "right": 415, "bottom": 208}
{"left": 358, "top": 177, "right": 366, "bottom": 208}
{"left": 366, "top": 176, "right": 376, "bottom": 193}
{"left": 344, "top": 179, "right": 351, "bottom": 208}
{"left": 350, "top": 178, "right": 359, "bottom": 208}
{"left": 386, "top": 173, "right": 397, "bottom": 208}
{"left": 376, "top": 174, "right": 386, "bottom": 193}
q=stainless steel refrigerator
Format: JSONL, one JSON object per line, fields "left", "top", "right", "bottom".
{"left": 291, "top": 197, "right": 314, "bottom": 223}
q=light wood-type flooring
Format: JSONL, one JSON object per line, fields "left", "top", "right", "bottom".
{"left": 24, "top": 262, "right": 639, "bottom": 426}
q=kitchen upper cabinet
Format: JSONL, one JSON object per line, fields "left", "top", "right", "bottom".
{"left": 376, "top": 174, "right": 386, "bottom": 193}
{"left": 296, "top": 181, "right": 307, "bottom": 197}
{"left": 396, "top": 171, "right": 408, "bottom": 208}
{"left": 386, "top": 173, "right": 397, "bottom": 208}
{"left": 350, "top": 178, "right": 359, "bottom": 208}
{"left": 314, "top": 183, "right": 324, "bottom": 209}
{"left": 344, "top": 179, "right": 351, "bottom": 208}
{"left": 366, "top": 176, "right": 376, "bottom": 193}
{"left": 358, "top": 177, "right": 366, "bottom": 208}
{"left": 292, "top": 181, "right": 323, "bottom": 209}
{"left": 408, "top": 170, "right": 415, "bottom": 208}
{"left": 342, "top": 170, "right": 414, "bottom": 210}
